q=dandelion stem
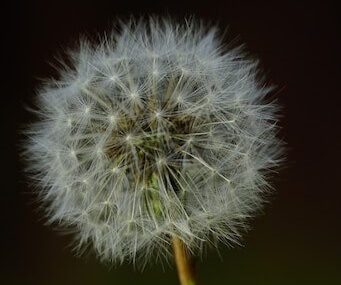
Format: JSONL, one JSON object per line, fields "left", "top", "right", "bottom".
{"left": 172, "top": 235, "right": 198, "bottom": 285}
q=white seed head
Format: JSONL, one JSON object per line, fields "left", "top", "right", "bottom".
{"left": 23, "top": 18, "right": 283, "bottom": 265}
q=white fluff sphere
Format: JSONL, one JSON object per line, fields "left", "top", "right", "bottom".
{"left": 24, "top": 18, "right": 283, "bottom": 264}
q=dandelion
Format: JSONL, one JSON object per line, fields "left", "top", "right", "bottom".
{"left": 23, "top": 17, "right": 283, "bottom": 284}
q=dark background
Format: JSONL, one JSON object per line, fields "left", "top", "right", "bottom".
{"left": 3, "top": 1, "right": 340, "bottom": 284}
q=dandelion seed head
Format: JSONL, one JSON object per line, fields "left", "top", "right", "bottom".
{"left": 23, "top": 17, "right": 283, "bottom": 265}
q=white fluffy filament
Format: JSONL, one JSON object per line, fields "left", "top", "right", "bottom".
{"left": 23, "top": 18, "right": 283, "bottom": 265}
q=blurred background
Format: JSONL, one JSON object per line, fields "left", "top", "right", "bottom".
{"left": 3, "top": 1, "right": 340, "bottom": 284}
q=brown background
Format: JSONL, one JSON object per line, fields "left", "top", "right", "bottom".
{"left": 3, "top": 1, "right": 340, "bottom": 284}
